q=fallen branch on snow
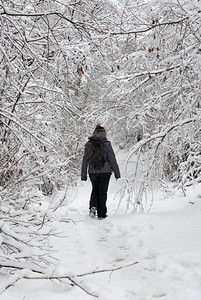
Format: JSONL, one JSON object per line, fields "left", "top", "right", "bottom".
{"left": 76, "top": 261, "right": 139, "bottom": 277}
{"left": 23, "top": 261, "right": 139, "bottom": 298}
{"left": 0, "top": 261, "right": 139, "bottom": 298}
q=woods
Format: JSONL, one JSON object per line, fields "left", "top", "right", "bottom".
{"left": 0, "top": 0, "right": 200, "bottom": 287}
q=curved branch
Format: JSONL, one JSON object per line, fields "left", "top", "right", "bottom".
{"left": 108, "top": 18, "right": 189, "bottom": 36}
{"left": 125, "top": 117, "right": 198, "bottom": 175}
{"left": 0, "top": 6, "right": 188, "bottom": 37}
{"left": 0, "top": 7, "right": 82, "bottom": 29}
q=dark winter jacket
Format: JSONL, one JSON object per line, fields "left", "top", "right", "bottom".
{"left": 81, "top": 135, "right": 120, "bottom": 181}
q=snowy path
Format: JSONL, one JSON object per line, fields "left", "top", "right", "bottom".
{"left": 1, "top": 182, "right": 201, "bottom": 300}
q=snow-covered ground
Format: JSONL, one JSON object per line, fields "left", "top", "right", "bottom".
{"left": 1, "top": 176, "right": 201, "bottom": 300}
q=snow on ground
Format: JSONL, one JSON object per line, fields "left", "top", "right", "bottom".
{"left": 1, "top": 177, "right": 201, "bottom": 300}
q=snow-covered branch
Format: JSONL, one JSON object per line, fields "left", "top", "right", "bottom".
{"left": 108, "top": 18, "right": 189, "bottom": 36}
{"left": 0, "top": 110, "right": 53, "bottom": 147}
{"left": 127, "top": 118, "right": 198, "bottom": 163}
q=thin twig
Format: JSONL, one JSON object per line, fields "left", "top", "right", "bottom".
{"left": 77, "top": 261, "right": 139, "bottom": 277}
{"left": 23, "top": 261, "right": 139, "bottom": 280}
{"left": 53, "top": 184, "right": 69, "bottom": 212}
{"left": 0, "top": 264, "right": 44, "bottom": 274}
{"left": 0, "top": 276, "right": 21, "bottom": 295}
{"left": 66, "top": 277, "right": 98, "bottom": 298}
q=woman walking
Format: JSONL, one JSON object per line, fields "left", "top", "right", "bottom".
{"left": 81, "top": 124, "right": 120, "bottom": 219}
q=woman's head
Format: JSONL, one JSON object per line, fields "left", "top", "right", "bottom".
{"left": 93, "top": 123, "right": 106, "bottom": 137}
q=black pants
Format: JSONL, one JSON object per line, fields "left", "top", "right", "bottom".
{"left": 89, "top": 173, "right": 111, "bottom": 218}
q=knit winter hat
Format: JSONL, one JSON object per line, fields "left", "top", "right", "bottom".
{"left": 93, "top": 124, "right": 106, "bottom": 136}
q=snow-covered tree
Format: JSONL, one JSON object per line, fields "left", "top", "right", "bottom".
{"left": 93, "top": 0, "right": 201, "bottom": 210}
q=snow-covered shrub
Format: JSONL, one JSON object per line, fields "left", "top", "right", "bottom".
{"left": 178, "top": 128, "right": 201, "bottom": 185}
{"left": 0, "top": 187, "right": 56, "bottom": 274}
